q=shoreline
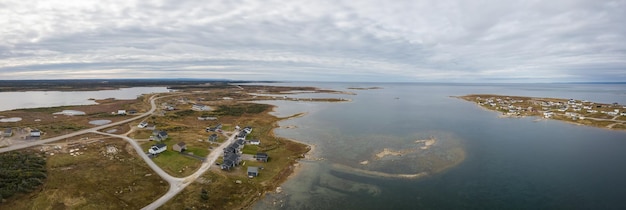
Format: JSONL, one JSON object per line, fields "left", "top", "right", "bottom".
{"left": 239, "top": 108, "right": 316, "bottom": 209}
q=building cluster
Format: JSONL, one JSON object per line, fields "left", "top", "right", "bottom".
{"left": 1, "top": 127, "right": 42, "bottom": 139}
{"left": 476, "top": 97, "right": 529, "bottom": 116}
{"left": 476, "top": 96, "right": 626, "bottom": 119}
{"left": 220, "top": 126, "right": 268, "bottom": 177}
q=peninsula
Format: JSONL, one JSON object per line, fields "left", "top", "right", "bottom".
{"left": 457, "top": 94, "right": 626, "bottom": 130}
{"left": 0, "top": 82, "right": 348, "bottom": 209}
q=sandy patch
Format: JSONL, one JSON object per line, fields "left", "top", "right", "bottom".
{"left": 374, "top": 148, "right": 416, "bottom": 159}
{"left": 415, "top": 136, "right": 437, "bottom": 150}
{"left": 332, "top": 163, "right": 429, "bottom": 179}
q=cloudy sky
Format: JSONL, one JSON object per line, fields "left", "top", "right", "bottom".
{"left": 1, "top": 0, "right": 625, "bottom": 82}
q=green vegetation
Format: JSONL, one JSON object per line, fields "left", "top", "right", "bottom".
{"left": 0, "top": 152, "right": 47, "bottom": 202}
{"left": 150, "top": 150, "right": 201, "bottom": 177}
{"left": 212, "top": 103, "right": 270, "bottom": 116}
{"left": 185, "top": 147, "right": 209, "bottom": 157}
{"left": 241, "top": 145, "right": 259, "bottom": 155}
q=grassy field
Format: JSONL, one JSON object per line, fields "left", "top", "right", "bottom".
{"left": 0, "top": 139, "right": 168, "bottom": 209}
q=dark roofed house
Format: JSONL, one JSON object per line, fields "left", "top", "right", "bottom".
{"left": 221, "top": 160, "right": 235, "bottom": 170}
{"left": 221, "top": 153, "right": 241, "bottom": 170}
{"left": 173, "top": 142, "right": 187, "bottom": 152}
{"left": 224, "top": 145, "right": 238, "bottom": 154}
{"left": 247, "top": 166, "right": 259, "bottom": 177}
{"left": 152, "top": 130, "right": 167, "bottom": 141}
{"left": 208, "top": 134, "right": 218, "bottom": 142}
{"left": 255, "top": 152, "right": 269, "bottom": 162}
{"left": 235, "top": 139, "right": 246, "bottom": 149}
{"left": 236, "top": 131, "right": 247, "bottom": 140}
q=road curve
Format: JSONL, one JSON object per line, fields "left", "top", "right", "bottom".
{"left": 0, "top": 94, "right": 164, "bottom": 153}
{"left": 141, "top": 130, "right": 239, "bottom": 210}
{"left": 0, "top": 91, "right": 240, "bottom": 210}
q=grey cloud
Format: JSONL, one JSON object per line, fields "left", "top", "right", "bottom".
{"left": 0, "top": 0, "right": 624, "bottom": 82}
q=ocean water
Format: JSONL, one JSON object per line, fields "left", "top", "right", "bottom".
{"left": 254, "top": 83, "right": 626, "bottom": 210}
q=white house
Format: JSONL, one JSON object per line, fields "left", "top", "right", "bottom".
{"left": 243, "top": 126, "right": 253, "bottom": 134}
{"left": 148, "top": 143, "right": 167, "bottom": 155}
{"left": 543, "top": 111, "right": 554, "bottom": 118}
{"left": 117, "top": 110, "right": 127, "bottom": 115}
{"left": 138, "top": 122, "right": 148, "bottom": 128}
{"left": 30, "top": 129, "right": 41, "bottom": 137}
{"left": 249, "top": 139, "right": 260, "bottom": 145}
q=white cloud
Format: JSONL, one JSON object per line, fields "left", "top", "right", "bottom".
{"left": 0, "top": 0, "right": 624, "bottom": 82}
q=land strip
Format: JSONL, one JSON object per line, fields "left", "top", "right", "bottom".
{"left": 457, "top": 94, "right": 626, "bottom": 130}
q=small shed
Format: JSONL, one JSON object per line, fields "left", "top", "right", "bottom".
{"left": 249, "top": 139, "right": 260, "bottom": 145}
{"left": 173, "top": 142, "right": 187, "bottom": 152}
{"left": 30, "top": 129, "right": 41, "bottom": 137}
{"left": 255, "top": 153, "right": 269, "bottom": 162}
{"left": 247, "top": 166, "right": 259, "bottom": 177}
{"left": 208, "top": 134, "right": 218, "bottom": 142}
{"left": 3, "top": 128, "right": 12, "bottom": 137}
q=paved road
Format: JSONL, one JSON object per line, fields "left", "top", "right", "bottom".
{"left": 141, "top": 130, "right": 239, "bottom": 210}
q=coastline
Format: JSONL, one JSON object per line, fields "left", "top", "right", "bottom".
{"left": 239, "top": 108, "right": 315, "bottom": 209}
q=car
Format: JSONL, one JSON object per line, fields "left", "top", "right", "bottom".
{"left": 138, "top": 122, "right": 148, "bottom": 128}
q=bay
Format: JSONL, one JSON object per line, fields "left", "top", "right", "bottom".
{"left": 254, "top": 83, "right": 626, "bottom": 209}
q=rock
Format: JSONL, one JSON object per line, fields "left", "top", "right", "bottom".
{"left": 276, "top": 187, "right": 282, "bottom": 193}
{"left": 235, "top": 180, "right": 242, "bottom": 184}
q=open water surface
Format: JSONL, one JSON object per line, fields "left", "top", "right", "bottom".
{"left": 253, "top": 83, "right": 626, "bottom": 209}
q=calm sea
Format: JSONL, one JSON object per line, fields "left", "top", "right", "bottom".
{"left": 254, "top": 83, "right": 626, "bottom": 210}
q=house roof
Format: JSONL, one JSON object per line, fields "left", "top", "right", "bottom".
{"left": 250, "top": 139, "right": 260, "bottom": 142}
{"left": 158, "top": 131, "right": 168, "bottom": 136}
{"left": 155, "top": 143, "right": 167, "bottom": 149}
{"left": 247, "top": 166, "right": 259, "bottom": 173}
{"left": 256, "top": 153, "right": 268, "bottom": 158}
{"left": 176, "top": 142, "right": 186, "bottom": 147}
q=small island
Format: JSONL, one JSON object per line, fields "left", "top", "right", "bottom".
{"left": 457, "top": 94, "right": 626, "bottom": 130}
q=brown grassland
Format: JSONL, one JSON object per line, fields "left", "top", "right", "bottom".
{"left": 0, "top": 84, "right": 345, "bottom": 209}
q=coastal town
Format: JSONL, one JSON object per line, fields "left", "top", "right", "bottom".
{"left": 458, "top": 94, "right": 626, "bottom": 130}
{"left": 0, "top": 84, "right": 344, "bottom": 209}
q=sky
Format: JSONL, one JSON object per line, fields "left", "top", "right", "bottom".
{"left": 1, "top": 0, "right": 625, "bottom": 82}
